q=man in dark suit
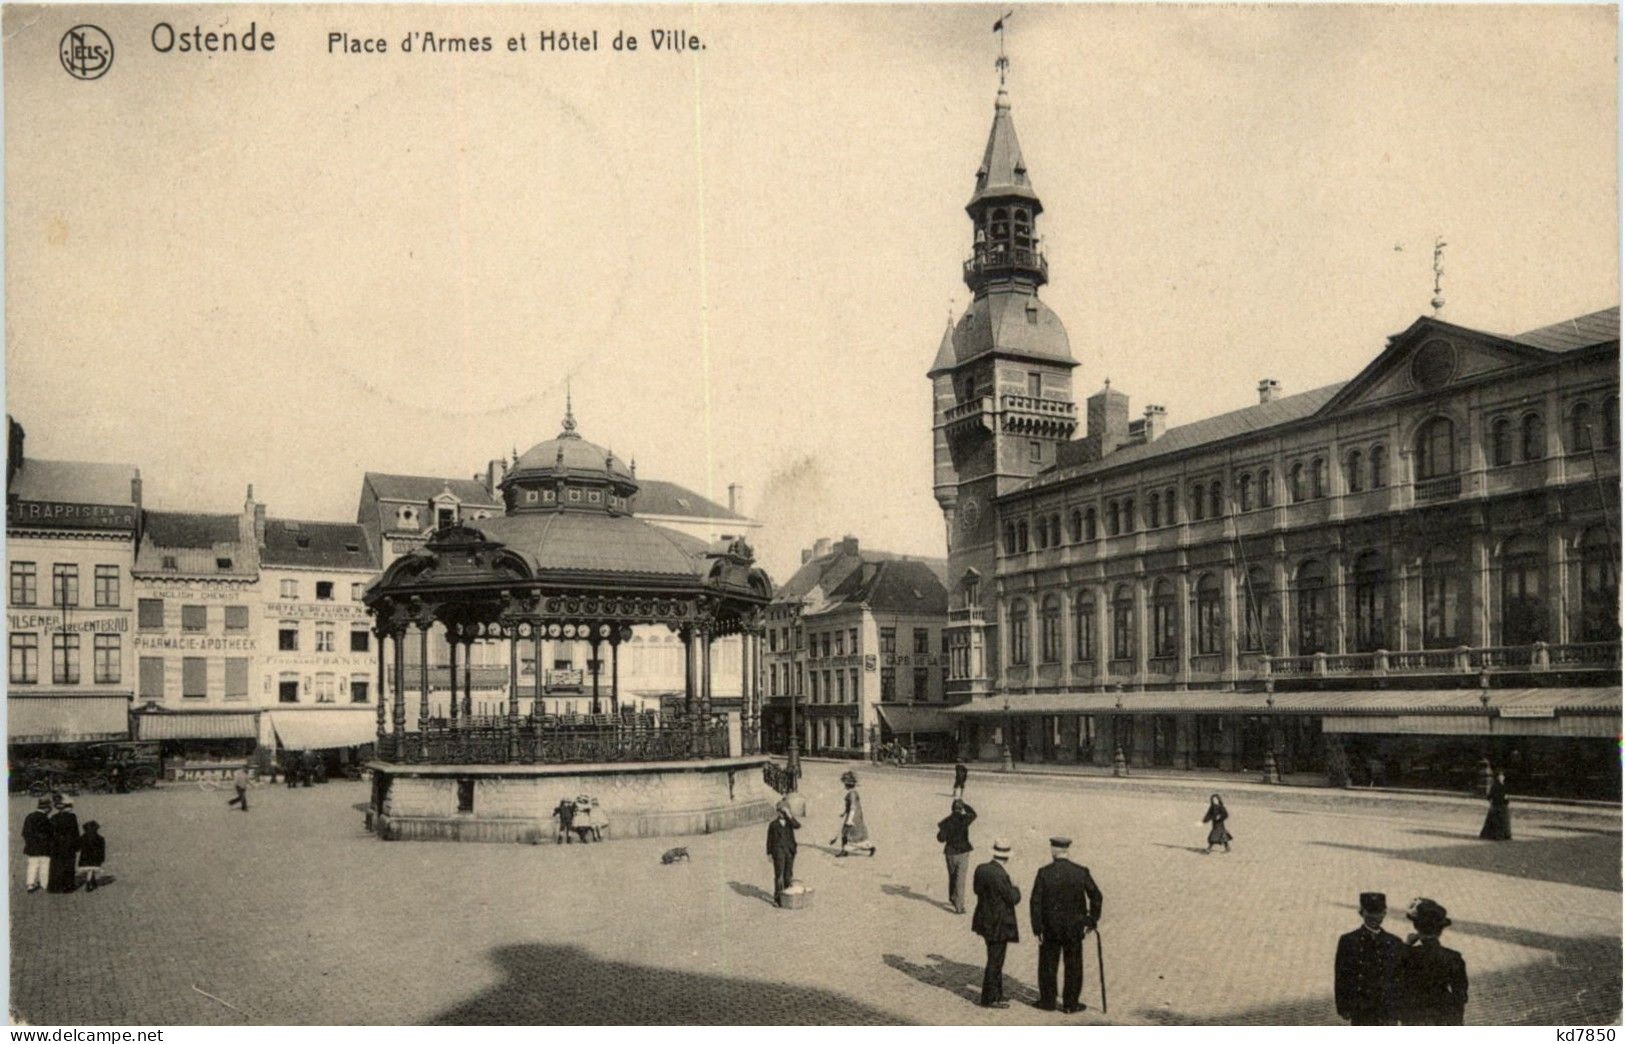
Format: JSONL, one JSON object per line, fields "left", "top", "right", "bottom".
{"left": 1396, "top": 898, "right": 1468, "bottom": 1025}
{"left": 972, "top": 837, "right": 1021, "bottom": 1007}
{"left": 1029, "top": 836, "right": 1103, "bottom": 1013}
{"left": 766, "top": 799, "right": 800, "bottom": 908}
{"left": 21, "top": 798, "right": 52, "bottom": 893}
{"left": 1334, "top": 891, "right": 1404, "bottom": 1025}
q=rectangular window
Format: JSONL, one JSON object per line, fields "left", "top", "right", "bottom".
{"left": 316, "top": 581, "right": 334, "bottom": 601}
{"left": 881, "top": 667, "right": 896, "bottom": 700}
{"left": 279, "top": 675, "right": 300, "bottom": 703}
{"left": 93, "top": 634, "right": 121, "bottom": 683}
{"left": 351, "top": 676, "right": 370, "bottom": 703}
{"left": 913, "top": 666, "right": 929, "bottom": 699}
{"left": 9, "top": 562, "right": 37, "bottom": 606}
{"left": 849, "top": 628, "right": 859, "bottom": 653}
{"left": 51, "top": 563, "right": 79, "bottom": 607}
{"left": 139, "top": 657, "right": 164, "bottom": 699}
{"left": 182, "top": 656, "right": 207, "bottom": 698}
{"left": 93, "top": 565, "right": 119, "bottom": 607}
{"left": 52, "top": 633, "right": 80, "bottom": 684}
{"left": 1027, "top": 372, "right": 1042, "bottom": 397}
{"left": 834, "top": 631, "right": 845, "bottom": 656}
{"left": 835, "top": 671, "right": 846, "bottom": 703}
{"left": 280, "top": 579, "right": 297, "bottom": 599}
{"left": 850, "top": 668, "right": 859, "bottom": 703}
{"left": 314, "top": 672, "right": 336, "bottom": 703}
{"left": 279, "top": 622, "right": 299, "bottom": 651}
{"left": 880, "top": 628, "right": 897, "bottom": 654}
{"left": 1076, "top": 603, "right": 1096, "bottom": 662}
{"left": 913, "top": 628, "right": 930, "bottom": 655}
{"left": 215, "top": 557, "right": 233, "bottom": 572}
{"left": 1029, "top": 440, "right": 1043, "bottom": 463}
{"left": 138, "top": 598, "right": 164, "bottom": 630}
{"left": 9, "top": 633, "right": 38, "bottom": 684}
{"left": 225, "top": 605, "right": 249, "bottom": 631}
{"left": 351, "top": 583, "right": 364, "bottom": 601}
{"left": 316, "top": 628, "right": 335, "bottom": 653}
{"left": 181, "top": 605, "right": 207, "bottom": 632}
{"left": 225, "top": 658, "right": 249, "bottom": 701}
{"left": 350, "top": 627, "right": 370, "bottom": 653}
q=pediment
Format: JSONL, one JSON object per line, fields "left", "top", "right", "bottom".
{"left": 1319, "top": 316, "right": 1555, "bottom": 416}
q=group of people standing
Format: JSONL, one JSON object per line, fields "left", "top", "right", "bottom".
{"left": 22, "top": 796, "right": 105, "bottom": 894}
{"left": 554, "top": 795, "right": 609, "bottom": 843}
{"left": 1335, "top": 891, "right": 1469, "bottom": 1024}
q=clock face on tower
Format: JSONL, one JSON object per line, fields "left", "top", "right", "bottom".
{"left": 959, "top": 496, "right": 982, "bottom": 533}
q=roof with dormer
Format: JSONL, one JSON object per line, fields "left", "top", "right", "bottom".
{"left": 968, "top": 87, "right": 1041, "bottom": 212}
{"left": 361, "top": 472, "right": 501, "bottom": 507}
{"left": 134, "top": 510, "right": 257, "bottom": 578}
{"left": 261, "top": 519, "right": 379, "bottom": 572}
{"left": 939, "top": 287, "right": 1074, "bottom": 371}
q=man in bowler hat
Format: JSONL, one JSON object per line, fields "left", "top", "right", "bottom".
{"left": 1396, "top": 898, "right": 1468, "bottom": 1025}
{"left": 972, "top": 837, "right": 1021, "bottom": 1007}
{"left": 1334, "top": 892, "right": 1404, "bottom": 1025}
{"left": 1029, "top": 836, "right": 1102, "bottom": 1013}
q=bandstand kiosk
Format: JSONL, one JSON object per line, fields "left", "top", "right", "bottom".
{"left": 363, "top": 408, "right": 776, "bottom": 842}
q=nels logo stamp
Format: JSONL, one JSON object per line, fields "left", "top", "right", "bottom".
{"left": 60, "top": 24, "right": 113, "bottom": 80}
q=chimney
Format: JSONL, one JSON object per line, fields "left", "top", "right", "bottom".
{"left": 485, "top": 459, "right": 504, "bottom": 498}
{"left": 129, "top": 466, "right": 142, "bottom": 509}
{"left": 837, "top": 534, "right": 859, "bottom": 556}
{"left": 1086, "top": 381, "right": 1131, "bottom": 456}
{"left": 814, "top": 537, "right": 833, "bottom": 559}
{"left": 1142, "top": 404, "right": 1166, "bottom": 442}
{"left": 240, "top": 484, "right": 258, "bottom": 550}
{"left": 254, "top": 503, "right": 267, "bottom": 546}
{"left": 727, "top": 483, "right": 740, "bottom": 514}
{"left": 1258, "top": 379, "right": 1281, "bottom": 404}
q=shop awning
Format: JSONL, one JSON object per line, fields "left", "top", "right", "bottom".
{"left": 876, "top": 704, "right": 959, "bottom": 734}
{"left": 268, "top": 710, "right": 378, "bottom": 751}
{"left": 8, "top": 693, "right": 130, "bottom": 744}
{"left": 137, "top": 712, "right": 259, "bottom": 740}
{"left": 944, "top": 687, "right": 1621, "bottom": 718}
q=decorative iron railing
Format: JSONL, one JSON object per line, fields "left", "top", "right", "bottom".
{"left": 371, "top": 720, "right": 731, "bottom": 765}
{"left": 762, "top": 761, "right": 798, "bottom": 795}
{"left": 1414, "top": 474, "right": 1463, "bottom": 502}
{"left": 1259, "top": 642, "right": 1618, "bottom": 678}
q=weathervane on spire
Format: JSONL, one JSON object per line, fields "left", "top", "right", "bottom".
{"left": 993, "top": 10, "right": 1013, "bottom": 85}
{"left": 1431, "top": 236, "right": 1447, "bottom": 315}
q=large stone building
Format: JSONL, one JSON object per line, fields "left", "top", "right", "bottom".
{"left": 6, "top": 419, "right": 142, "bottom": 752}
{"left": 761, "top": 536, "right": 949, "bottom": 758}
{"left": 930, "top": 80, "right": 1621, "bottom": 795}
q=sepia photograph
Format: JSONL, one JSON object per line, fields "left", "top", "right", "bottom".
{"left": 2, "top": 2, "right": 1620, "bottom": 1028}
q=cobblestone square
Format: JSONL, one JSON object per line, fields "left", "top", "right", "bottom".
{"left": 9, "top": 762, "right": 1620, "bottom": 1025}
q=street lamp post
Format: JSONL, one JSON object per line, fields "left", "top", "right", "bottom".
{"left": 1001, "top": 692, "right": 1014, "bottom": 772}
{"left": 787, "top": 674, "right": 802, "bottom": 787}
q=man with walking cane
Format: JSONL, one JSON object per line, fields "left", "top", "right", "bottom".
{"left": 1029, "top": 836, "right": 1103, "bottom": 1014}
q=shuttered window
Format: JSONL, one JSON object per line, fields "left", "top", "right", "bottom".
{"left": 182, "top": 657, "right": 207, "bottom": 698}
{"left": 225, "top": 658, "right": 249, "bottom": 701}
{"left": 140, "top": 657, "right": 165, "bottom": 699}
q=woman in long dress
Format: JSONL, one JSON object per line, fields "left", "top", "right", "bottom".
{"left": 835, "top": 771, "right": 875, "bottom": 857}
{"left": 1202, "top": 793, "right": 1232, "bottom": 854}
{"left": 1479, "top": 770, "right": 1512, "bottom": 840}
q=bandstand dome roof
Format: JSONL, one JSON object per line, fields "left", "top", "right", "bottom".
{"left": 473, "top": 511, "right": 710, "bottom": 578}
{"left": 507, "top": 397, "right": 633, "bottom": 483}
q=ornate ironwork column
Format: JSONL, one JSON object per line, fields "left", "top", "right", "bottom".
{"left": 589, "top": 636, "right": 602, "bottom": 714}
{"left": 461, "top": 635, "right": 474, "bottom": 722}
{"left": 417, "top": 621, "right": 431, "bottom": 734}
{"left": 532, "top": 627, "right": 545, "bottom": 719}
{"left": 375, "top": 628, "right": 388, "bottom": 742}
{"left": 507, "top": 627, "right": 521, "bottom": 761}
{"left": 609, "top": 632, "right": 620, "bottom": 715}
{"left": 447, "top": 630, "right": 459, "bottom": 726}
{"left": 682, "top": 624, "right": 695, "bottom": 717}
{"left": 393, "top": 630, "right": 407, "bottom": 739}
{"left": 740, "top": 628, "right": 751, "bottom": 752}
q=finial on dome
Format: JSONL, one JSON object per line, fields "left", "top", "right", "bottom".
{"left": 630, "top": 457, "right": 637, "bottom": 478}
{"left": 561, "top": 383, "right": 578, "bottom": 437}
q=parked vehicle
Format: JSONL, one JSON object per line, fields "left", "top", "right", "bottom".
{"left": 11, "top": 741, "right": 161, "bottom": 795}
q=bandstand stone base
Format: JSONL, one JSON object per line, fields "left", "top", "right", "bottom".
{"left": 367, "top": 756, "right": 776, "bottom": 843}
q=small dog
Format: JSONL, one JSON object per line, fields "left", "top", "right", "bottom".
{"left": 660, "top": 846, "right": 690, "bottom": 864}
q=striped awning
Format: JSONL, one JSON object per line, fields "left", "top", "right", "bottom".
{"left": 136, "top": 712, "right": 259, "bottom": 740}
{"left": 944, "top": 687, "right": 1621, "bottom": 718}
{"left": 268, "top": 710, "right": 378, "bottom": 751}
{"left": 876, "top": 704, "right": 959, "bottom": 734}
{"left": 8, "top": 693, "right": 130, "bottom": 744}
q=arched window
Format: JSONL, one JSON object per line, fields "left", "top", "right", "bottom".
{"left": 1084, "top": 508, "right": 1097, "bottom": 541}
{"left": 1122, "top": 498, "right": 1135, "bottom": 533}
{"left": 1490, "top": 417, "right": 1513, "bottom": 467}
{"left": 1345, "top": 450, "right": 1364, "bottom": 492}
{"left": 1415, "top": 417, "right": 1456, "bottom": 479}
{"left": 1148, "top": 496, "right": 1161, "bottom": 529}
{"left": 1195, "top": 574, "right": 1222, "bottom": 655}
{"left": 1580, "top": 526, "right": 1620, "bottom": 642}
{"left": 1258, "top": 468, "right": 1274, "bottom": 508}
{"left": 1002, "top": 524, "right": 1016, "bottom": 555}
{"left": 1017, "top": 520, "right": 1029, "bottom": 553}
{"left": 1422, "top": 544, "right": 1461, "bottom": 648}
{"left": 1241, "top": 567, "right": 1271, "bottom": 652}
{"left": 1571, "top": 402, "right": 1595, "bottom": 452}
{"left": 1111, "top": 585, "right": 1135, "bottom": 661}
{"left": 1520, "top": 412, "right": 1545, "bottom": 462}
{"left": 1040, "top": 595, "right": 1062, "bottom": 663}
{"left": 1074, "top": 591, "right": 1096, "bottom": 663}
{"left": 1069, "top": 510, "right": 1083, "bottom": 543}
{"left": 1289, "top": 462, "right": 1306, "bottom": 503}
{"left": 1209, "top": 480, "right": 1223, "bottom": 518}
{"left": 1050, "top": 514, "right": 1062, "bottom": 547}
{"left": 1311, "top": 457, "right": 1328, "bottom": 499}
{"left": 1151, "top": 579, "right": 1177, "bottom": 658}
{"left": 988, "top": 207, "right": 1010, "bottom": 251}
{"left": 1237, "top": 473, "right": 1253, "bottom": 512}
{"left": 1352, "top": 551, "right": 1387, "bottom": 652}
{"left": 1013, "top": 208, "right": 1033, "bottom": 248}
{"left": 1009, "top": 600, "right": 1030, "bottom": 666}
{"left": 1165, "top": 489, "right": 1179, "bottom": 525}
{"left": 1370, "top": 445, "right": 1387, "bottom": 488}
{"left": 1295, "top": 559, "right": 1329, "bottom": 654}
{"left": 1501, "top": 533, "right": 1547, "bottom": 645}
{"left": 1106, "top": 501, "right": 1120, "bottom": 537}
{"left": 1189, "top": 484, "right": 1205, "bottom": 521}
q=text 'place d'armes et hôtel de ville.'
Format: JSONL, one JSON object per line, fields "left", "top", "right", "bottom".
{"left": 142, "top": 20, "right": 703, "bottom": 57}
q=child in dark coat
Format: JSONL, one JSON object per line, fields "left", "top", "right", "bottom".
{"left": 78, "top": 821, "right": 106, "bottom": 892}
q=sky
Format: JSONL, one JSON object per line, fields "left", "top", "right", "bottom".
{"left": 5, "top": 3, "right": 1618, "bottom": 582}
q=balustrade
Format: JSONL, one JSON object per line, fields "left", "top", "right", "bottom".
{"left": 370, "top": 719, "right": 732, "bottom": 765}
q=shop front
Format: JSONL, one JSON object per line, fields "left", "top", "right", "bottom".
{"left": 265, "top": 708, "right": 377, "bottom": 780}
{"left": 133, "top": 709, "right": 259, "bottom": 781}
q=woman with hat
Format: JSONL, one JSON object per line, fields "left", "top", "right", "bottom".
{"left": 1396, "top": 898, "right": 1469, "bottom": 1025}
{"left": 834, "top": 770, "right": 875, "bottom": 857}
{"left": 1479, "top": 769, "right": 1512, "bottom": 840}
{"left": 47, "top": 797, "right": 80, "bottom": 893}
{"left": 1201, "top": 793, "right": 1232, "bottom": 854}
